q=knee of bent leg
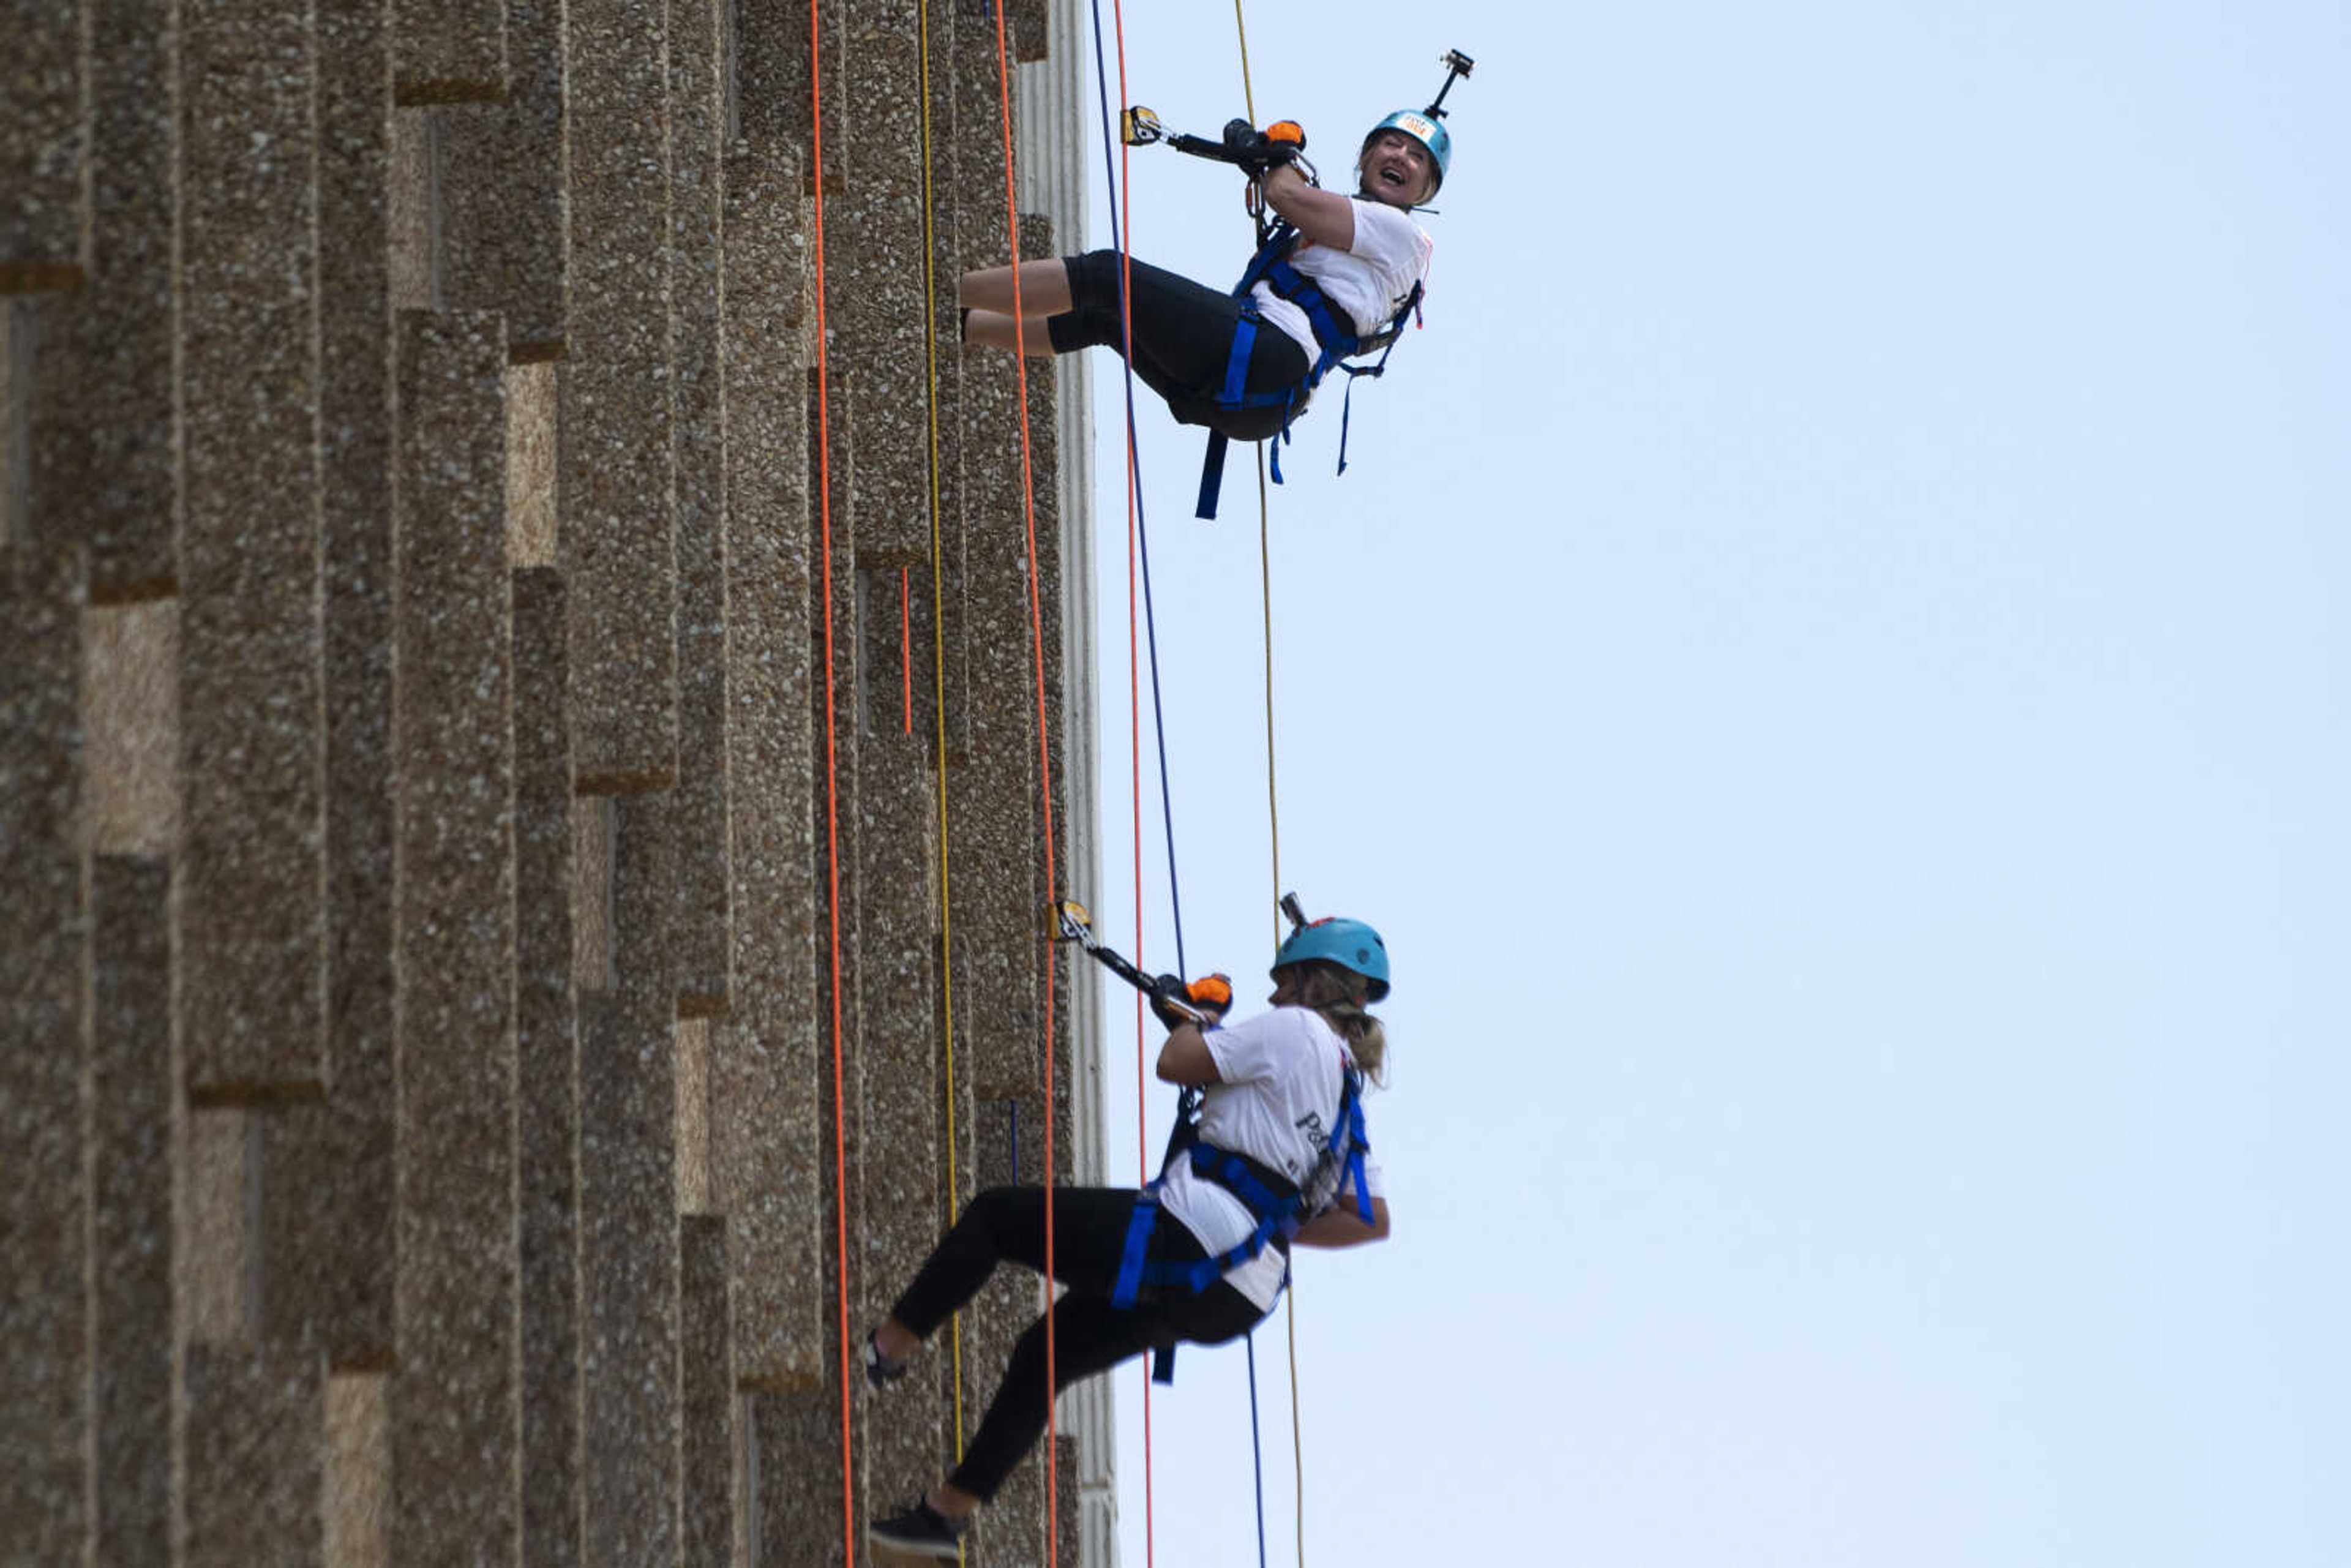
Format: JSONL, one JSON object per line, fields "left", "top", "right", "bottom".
{"left": 1062, "top": 250, "right": 1125, "bottom": 313}
{"left": 959, "top": 1185, "right": 1029, "bottom": 1234}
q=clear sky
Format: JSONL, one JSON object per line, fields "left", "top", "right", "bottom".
{"left": 1065, "top": 4, "right": 2348, "bottom": 1564}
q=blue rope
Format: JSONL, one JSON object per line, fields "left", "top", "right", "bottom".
{"left": 1086, "top": 0, "right": 1187, "bottom": 976}
{"left": 1246, "top": 1330, "right": 1269, "bottom": 1568}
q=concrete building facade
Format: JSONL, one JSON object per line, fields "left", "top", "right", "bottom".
{"left": 2, "top": 0, "right": 1116, "bottom": 1561}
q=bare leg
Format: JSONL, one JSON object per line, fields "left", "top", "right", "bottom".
{"left": 873, "top": 1317, "right": 918, "bottom": 1362}
{"left": 959, "top": 257, "right": 1074, "bottom": 318}
{"left": 964, "top": 309, "right": 1060, "bottom": 356}
{"left": 926, "top": 1484, "right": 981, "bottom": 1524}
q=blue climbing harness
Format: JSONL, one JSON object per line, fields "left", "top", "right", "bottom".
{"left": 1193, "top": 215, "right": 1423, "bottom": 520}
{"left": 1111, "top": 1065, "right": 1373, "bottom": 1382}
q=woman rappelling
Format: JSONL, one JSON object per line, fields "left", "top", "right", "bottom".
{"left": 864, "top": 909, "right": 1395, "bottom": 1559}
{"left": 959, "top": 52, "right": 1470, "bottom": 516}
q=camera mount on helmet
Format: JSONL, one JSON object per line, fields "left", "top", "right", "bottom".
{"left": 1361, "top": 46, "right": 1474, "bottom": 197}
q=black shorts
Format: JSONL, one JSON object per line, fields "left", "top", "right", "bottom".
{"left": 1048, "top": 249, "right": 1313, "bottom": 440}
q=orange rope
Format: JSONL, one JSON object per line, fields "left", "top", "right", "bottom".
{"left": 805, "top": 1, "right": 856, "bottom": 1560}
{"left": 901, "top": 566, "right": 914, "bottom": 735}
{"left": 987, "top": 10, "right": 1063, "bottom": 1561}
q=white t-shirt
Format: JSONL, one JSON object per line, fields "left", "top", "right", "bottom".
{"left": 1155, "top": 1006, "right": 1385, "bottom": 1311}
{"left": 1249, "top": 198, "right": 1434, "bottom": 365}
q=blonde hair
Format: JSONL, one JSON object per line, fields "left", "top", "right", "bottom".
{"left": 1296, "top": 962, "right": 1388, "bottom": 1088}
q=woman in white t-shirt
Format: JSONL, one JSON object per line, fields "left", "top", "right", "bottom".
{"left": 864, "top": 916, "right": 1395, "bottom": 1560}
{"left": 958, "top": 111, "right": 1446, "bottom": 446}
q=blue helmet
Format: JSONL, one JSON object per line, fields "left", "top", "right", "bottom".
{"left": 1273, "top": 917, "right": 1391, "bottom": 1002}
{"left": 1362, "top": 109, "right": 1450, "bottom": 194}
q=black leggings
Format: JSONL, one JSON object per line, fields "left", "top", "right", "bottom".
{"left": 1047, "top": 250, "right": 1312, "bottom": 441}
{"left": 891, "top": 1184, "right": 1266, "bottom": 1502}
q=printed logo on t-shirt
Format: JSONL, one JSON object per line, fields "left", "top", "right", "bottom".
{"left": 1288, "top": 1109, "right": 1325, "bottom": 1179}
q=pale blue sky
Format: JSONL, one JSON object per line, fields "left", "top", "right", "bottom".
{"left": 1071, "top": 4, "right": 2346, "bottom": 1564}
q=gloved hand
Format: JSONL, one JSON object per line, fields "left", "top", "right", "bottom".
{"left": 1150, "top": 972, "right": 1233, "bottom": 1030}
{"left": 1221, "top": 118, "right": 1300, "bottom": 177}
{"left": 1149, "top": 973, "right": 1196, "bottom": 1031}
{"left": 1185, "top": 972, "right": 1234, "bottom": 1022}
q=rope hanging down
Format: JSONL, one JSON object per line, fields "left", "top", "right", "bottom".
{"left": 986, "top": 7, "right": 1067, "bottom": 1564}
{"left": 801, "top": 0, "right": 856, "bottom": 1559}
{"left": 1221, "top": 21, "right": 1286, "bottom": 1567}
{"left": 1084, "top": 0, "right": 1190, "bottom": 1559}
{"left": 913, "top": 0, "right": 972, "bottom": 1475}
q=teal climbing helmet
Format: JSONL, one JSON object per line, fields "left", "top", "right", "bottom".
{"left": 1272, "top": 917, "right": 1391, "bottom": 1002}
{"left": 1362, "top": 108, "right": 1450, "bottom": 193}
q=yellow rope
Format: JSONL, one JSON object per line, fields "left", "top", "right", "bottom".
{"left": 1235, "top": 13, "right": 1314, "bottom": 1561}
{"left": 1232, "top": 5, "right": 1308, "bottom": 1526}
{"left": 915, "top": 0, "right": 969, "bottom": 1509}
{"left": 1232, "top": 0, "right": 1258, "bottom": 122}
{"left": 1261, "top": 459, "right": 1309, "bottom": 1568}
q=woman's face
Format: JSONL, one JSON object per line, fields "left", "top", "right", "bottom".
{"left": 1268, "top": 966, "right": 1306, "bottom": 1007}
{"left": 1359, "top": 130, "right": 1435, "bottom": 207}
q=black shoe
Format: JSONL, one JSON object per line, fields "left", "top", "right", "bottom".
{"left": 864, "top": 1332, "right": 909, "bottom": 1390}
{"left": 869, "top": 1499, "right": 966, "bottom": 1559}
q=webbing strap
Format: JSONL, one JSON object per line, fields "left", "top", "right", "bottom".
{"left": 1112, "top": 1188, "right": 1160, "bottom": 1310}
{"left": 1220, "top": 311, "right": 1258, "bottom": 405}
{"left": 1195, "top": 432, "right": 1230, "bottom": 520}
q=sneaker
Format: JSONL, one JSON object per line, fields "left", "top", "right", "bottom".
{"left": 869, "top": 1499, "right": 966, "bottom": 1559}
{"left": 864, "top": 1332, "right": 909, "bottom": 1390}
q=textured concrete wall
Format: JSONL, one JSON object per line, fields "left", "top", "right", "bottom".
{"left": 0, "top": 1, "right": 1110, "bottom": 1563}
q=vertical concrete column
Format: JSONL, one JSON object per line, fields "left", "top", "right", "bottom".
{"left": 563, "top": 0, "right": 678, "bottom": 791}
{"left": 670, "top": 0, "right": 735, "bottom": 1016}
{"left": 1009, "top": 0, "right": 1052, "bottom": 66}
{"left": 2, "top": 304, "right": 22, "bottom": 544}
{"left": 946, "top": 24, "right": 1061, "bottom": 1564}
{"left": 179, "top": 0, "right": 327, "bottom": 1098}
{"left": 84, "top": 599, "right": 178, "bottom": 855}
{"left": 836, "top": 0, "right": 931, "bottom": 566}
{"left": 91, "top": 855, "right": 182, "bottom": 1563}
{"left": 439, "top": 0, "right": 567, "bottom": 354}
{"left": 0, "top": 541, "right": 92, "bottom": 1561}
{"left": 948, "top": 8, "right": 1044, "bottom": 1119}
{"left": 258, "top": 0, "right": 399, "bottom": 1373}
{"left": 807, "top": 367, "right": 871, "bottom": 1516}
{"left": 675, "top": 1017, "right": 712, "bottom": 1213}
{"left": 24, "top": 0, "right": 179, "bottom": 599}
{"left": 325, "top": 1372, "right": 391, "bottom": 1567}
{"left": 184, "top": 1108, "right": 258, "bottom": 1346}
{"left": 851, "top": 576, "right": 948, "bottom": 1500}
{"left": 579, "top": 793, "right": 682, "bottom": 1567}
{"left": 716, "top": 137, "right": 827, "bottom": 1388}
{"left": 507, "top": 361, "right": 559, "bottom": 563}
{"left": 392, "top": 0, "right": 508, "bottom": 105}
{"left": 184, "top": 1346, "right": 326, "bottom": 1567}
{"left": 511, "top": 566, "right": 582, "bottom": 1568}
{"left": 680, "top": 1214, "right": 740, "bottom": 1568}
{"left": 389, "top": 309, "right": 519, "bottom": 1565}
{"left": 0, "top": 0, "right": 90, "bottom": 290}
{"left": 746, "top": 1389, "right": 852, "bottom": 1567}
{"left": 85, "top": 599, "right": 180, "bottom": 1557}
{"left": 733, "top": 0, "right": 844, "bottom": 186}
{"left": 1017, "top": 210, "right": 1079, "bottom": 1164}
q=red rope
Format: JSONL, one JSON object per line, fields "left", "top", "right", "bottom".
{"left": 804, "top": 4, "right": 857, "bottom": 1560}
{"left": 988, "top": 10, "right": 1063, "bottom": 1560}
{"left": 901, "top": 565, "right": 914, "bottom": 735}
